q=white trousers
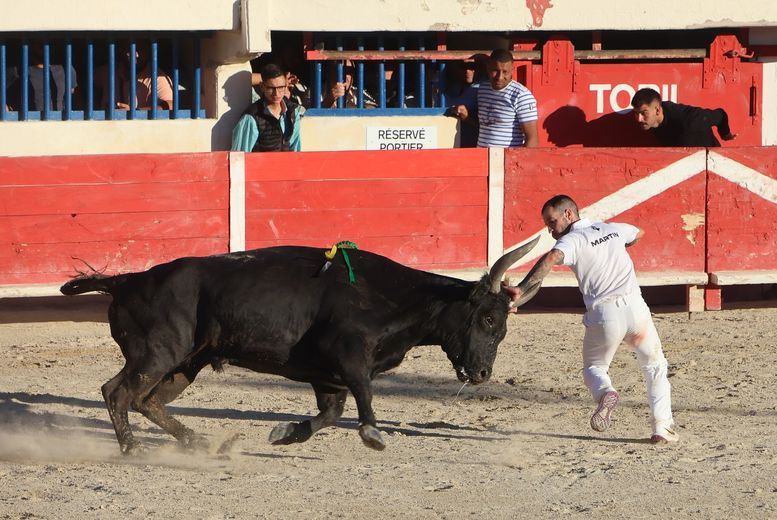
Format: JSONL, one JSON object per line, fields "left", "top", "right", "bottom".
{"left": 582, "top": 293, "right": 674, "bottom": 434}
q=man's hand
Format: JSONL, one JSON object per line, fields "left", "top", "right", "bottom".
{"left": 450, "top": 104, "right": 468, "bottom": 120}
{"left": 721, "top": 132, "right": 737, "bottom": 141}
{"left": 502, "top": 283, "right": 522, "bottom": 314}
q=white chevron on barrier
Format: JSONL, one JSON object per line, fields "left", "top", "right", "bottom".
{"left": 501, "top": 150, "right": 708, "bottom": 266}
{"left": 707, "top": 151, "right": 777, "bottom": 204}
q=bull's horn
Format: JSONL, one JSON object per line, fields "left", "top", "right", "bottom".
{"left": 488, "top": 236, "right": 541, "bottom": 293}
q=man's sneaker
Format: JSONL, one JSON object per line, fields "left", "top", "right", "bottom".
{"left": 590, "top": 390, "right": 619, "bottom": 432}
{"left": 650, "top": 427, "right": 680, "bottom": 444}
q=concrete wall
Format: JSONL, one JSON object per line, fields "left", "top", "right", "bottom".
{"left": 0, "top": 0, "right": 239, "bottom": 31}
{"left": 258, "top": 0, "right": 777, "bottom": 39}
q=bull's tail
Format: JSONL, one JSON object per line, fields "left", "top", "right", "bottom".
{"left": 60, "top": 274, "right": 128, "bottom": 296}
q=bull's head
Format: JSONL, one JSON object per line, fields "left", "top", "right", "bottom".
{"left": 442, "top": 236, "right": 541, "bottom": 384}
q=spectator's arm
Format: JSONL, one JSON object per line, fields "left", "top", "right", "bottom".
{"left": 231, "top": 114, "right": 259, "bottom": 152}
{"left": 522, "top": 120, "right": 539, "bottom": 148}
{"left": 157, "top": 74, "right": 175, "bottom": 110}
{"left": 251, "top": 73, "right": 262, "bottom": 86}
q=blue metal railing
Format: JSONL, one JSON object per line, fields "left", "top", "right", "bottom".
{"left": 0, "top": 34, "right": 206, "bottom": 122}
{"left": 304, "top": 32, "right": 450, "bottom": 116}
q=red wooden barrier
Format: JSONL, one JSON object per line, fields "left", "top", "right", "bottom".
{"left": 243, "top": 148, "right": 489, "bottom": 270}
{"left": 707, "top": 149, "right": 777, "bottom": 272}
{"left": 0, "top": 153, "right": 230, "bottom": 285}
{"left": 502, "top": 148, "right": 708, "bottom": 278}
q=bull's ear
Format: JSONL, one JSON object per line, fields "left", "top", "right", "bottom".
{"left": 469, "top": 275, "right": 493, "bottom": 302}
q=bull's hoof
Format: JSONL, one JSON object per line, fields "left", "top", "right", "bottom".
{"left": 181, "top": 433, "right": 210, "bottom": 452}
{"left": 359, "top": 424, "right": 386, "bottom": 451}
{"left": 269, "top": 421, "right": 313, "bottom": 445}
{"left": 120, "top": 441, "right": 147, "bottom": 456}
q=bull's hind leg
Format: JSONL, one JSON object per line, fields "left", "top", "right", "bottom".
{"left": 133, "top": 370, "right": 210, "bottom": 451}
{"left": 102, "top": 369, "right": 142, "bottom": 455}
{"left": 269, "top": 385, "right": 348, "bottom": 445}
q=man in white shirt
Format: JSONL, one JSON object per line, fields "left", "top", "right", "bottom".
{"left": 505, "top": 195, "right": 678, "bottom": 444}
{"left": 451, "top": 48, "right": 538, "bottom": 148}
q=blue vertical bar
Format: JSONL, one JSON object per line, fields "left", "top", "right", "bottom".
{"left": 42, "top": 42, "right": 50, "bottom": 120}
{"left": 86, "top": 40, "right": 94, "bottom": 120}
{"left": 336, "top": 36, "right": 343, "bottom": 109}
{"left": 439, "top": 62, "right": 447, "bottom": 108}
{"left": 20, "top": 41, "right": 29, "bottom": 121}
{"left": 65, "top": 40, "right": 72, "bottom": 120}
{"left": 129, "top": 41, "right": 137, "bottom": 119}
{"left": 418, "top": 36, "right": 426, "bottom": 108}
{"left": 377, "top": 37, "right": 385, "bottom": 109}
{"left": 0, "top": 42, "right": 6, "bottom": 121}
{"left": 313, "top": 62, "right": 322, "bottom": 109}
{"left": 150, "top": 40, "right": 158, "bottom": 119}
{"left": 192, "top": 37, "right": 201, "bottom": 118}
{"left": 107, "top": 41, "right": 115, "bottom": 120}
{"left": 357, "top": 37, "right": 364, "bottom": 109}
{"left": 398, "top": 39, "right": 405, "bottom": 109}
{"left": 171, "top": 38, "right": 180, "bottom": 119}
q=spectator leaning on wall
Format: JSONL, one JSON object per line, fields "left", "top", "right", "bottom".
{"left": 631, "top": 87, "right": 736, "bottom": 147}
{"left": 232, "top": 63, "right": 304, "bottom": 152}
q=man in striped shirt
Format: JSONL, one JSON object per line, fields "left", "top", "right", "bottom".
{"left": 452, "top": 48, "right": 539, "bottom": 148}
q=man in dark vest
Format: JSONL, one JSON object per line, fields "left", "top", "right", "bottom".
{"left": 232, "top": 63, "right": 303, "bottom": 152}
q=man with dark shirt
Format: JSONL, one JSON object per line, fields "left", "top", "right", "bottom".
{"left": 631, "top": 88, "right": 736, "bottom": 147}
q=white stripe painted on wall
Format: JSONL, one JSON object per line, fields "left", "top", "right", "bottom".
{"left": 229, "top": 152, "right": 246, "bottom": 253}
{"left": 505, "top": 151, "right": 707, "bottom": 265}
{"left": 708, "top": 152, "right": 777, "bottom": 203}
{"left": 762, "top": 60, "right": 777, "bottom": 146}
{"left": 487, "top": 147, "right": 505, "bottom": 268}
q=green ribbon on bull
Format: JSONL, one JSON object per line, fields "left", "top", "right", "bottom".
{"left": 323, "top": 241, "right": 359, "bottom": 284}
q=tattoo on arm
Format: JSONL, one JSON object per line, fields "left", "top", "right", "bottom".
{"left": 517, "top": 249, "right": 564, "bottom": 293}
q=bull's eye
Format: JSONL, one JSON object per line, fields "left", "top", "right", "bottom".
{"left": 484, "top": 315, "right": 495, "bottom": 327}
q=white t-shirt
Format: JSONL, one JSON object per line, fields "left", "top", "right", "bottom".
{"left": 476, "top": 80, "right": 537, "bottom": 148}
{"left": 552, "top": 218, "right": 641, "bottom": 309}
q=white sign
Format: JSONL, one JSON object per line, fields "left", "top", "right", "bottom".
{"left": 589, "top": 83, "right": 678, "bottom": 114}
{"left": 366, "top": 126, "right": 438, "bottom": 150}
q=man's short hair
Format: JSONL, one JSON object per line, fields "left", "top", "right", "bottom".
{"left": 260, "top": 63, "right": 286, "bottom": 82}
{"left": 631, "top": 88, "right": 662, "bottom": 108}
{"left": 490, "top": 48, "right": 514, "bottom": 63}
{"left": 542, "top": 194, "right": 579, "bottom": 216}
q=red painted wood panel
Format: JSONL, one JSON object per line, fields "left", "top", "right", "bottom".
{"left": 0, "top": 238, "right": 225, "bottom": 284}
{"left": 0, "top": 153, "right": 230, "bottom": 285}
{"left": 0, "top": 153, "right": 228, "bottom": 185}
{"left": 245, "top": 235, "right": 486, "bottom": 271}
{"left": 706, "top": 149, "right": 777, "bottom": 272}
{"left": 244, "top": 149, "right": 490, "bottom": 269}
{"left": 247, "top": 178, "right": 486, "bottom": 210}
{"left": 244, "top": 148, "right": 488, "bottom": 181}
{"left": 503, "top": 148, "right": 706, "bottom": 273}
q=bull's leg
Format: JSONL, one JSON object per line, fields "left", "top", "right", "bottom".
{"left": 102, "top": 368, "right": 144, "bottom": 455}
{"left": 346, "top": 379, "right": 385, "bottom": 451}
{"left": 133, "top": 371, "right": 209, "bottom": 451}
{"left": 269, "top": 385, "right": 348, "bottom": 445}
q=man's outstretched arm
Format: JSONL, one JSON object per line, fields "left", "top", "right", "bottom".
{"left": 504, "top": 248, "right": 565, "bottom": 307}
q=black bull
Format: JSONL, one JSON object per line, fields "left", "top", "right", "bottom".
{"left": 60, "top": 239, "right": 539, "bottom": 454}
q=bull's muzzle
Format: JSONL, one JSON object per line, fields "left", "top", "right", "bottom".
{"left": 455, "top": 365, "right": 492, "bottom": 385}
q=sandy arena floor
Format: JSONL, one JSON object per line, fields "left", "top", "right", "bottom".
{"left": 1, "top": 295, "right": 776, "bottom": 519}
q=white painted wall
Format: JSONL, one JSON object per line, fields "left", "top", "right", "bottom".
{"left": 762, "top": 61, "right": 777, "bottom": 146}
{"left": 300, "top": 115, "right": 459, "bottom": 151}
{"left": 0, "top": 0, "right": 239, "bottom": 31}
{"left": 0, "top": 119, "right": 216, "bottom": 157}
{"left": 257, "top": 0, "right": 777, "bottom": 40}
